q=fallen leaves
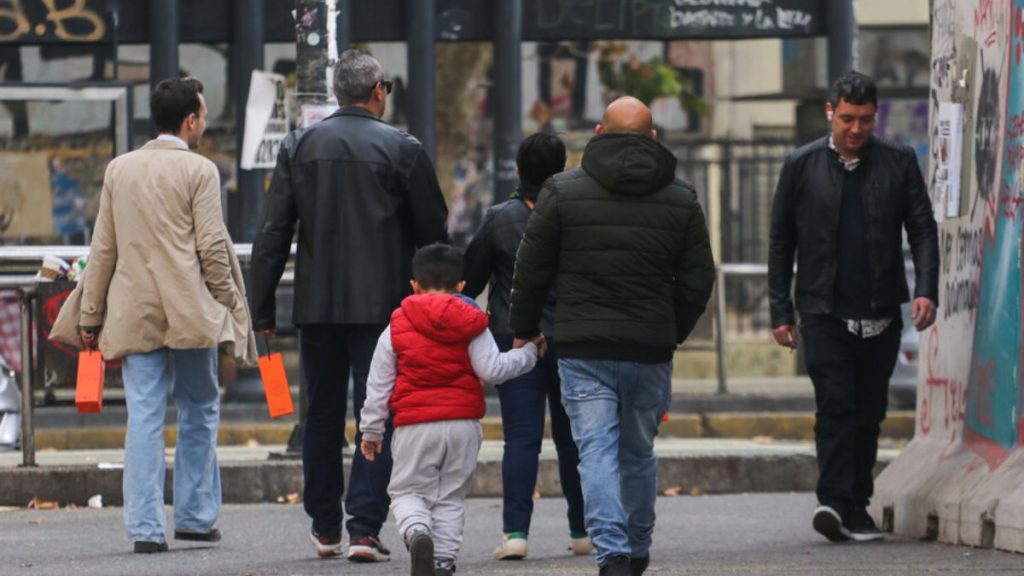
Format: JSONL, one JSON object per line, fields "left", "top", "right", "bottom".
{"left": 26, "top": 497, "right": 59, "bottom": 510}
{"left": 276, "top": 493, "right": 300, "bottom": 504}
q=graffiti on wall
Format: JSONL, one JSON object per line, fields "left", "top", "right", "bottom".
{"left": 921, "top": 0, "right": 1024, "bottom": 471}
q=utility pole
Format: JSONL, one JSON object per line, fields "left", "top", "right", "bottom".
{"left": 493, "top": 0, "right": 522, "bottom": 204}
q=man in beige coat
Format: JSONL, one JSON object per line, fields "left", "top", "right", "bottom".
{"left": 71, "top": 77, "right": 256, "bottom": 554}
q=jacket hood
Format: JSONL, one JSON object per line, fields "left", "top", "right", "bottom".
{"left": 400, "top": 294, "right": 489, "bottom": 344}
{"left": 581, "top": 132, "right": 677, "bottom": 196}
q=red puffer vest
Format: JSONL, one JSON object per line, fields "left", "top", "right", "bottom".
{"left": 389, "top": 293, "right": 490, "bottom": 427}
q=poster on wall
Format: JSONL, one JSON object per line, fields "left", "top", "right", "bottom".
{"left": 240, "top": 71, "right": 289, "bottom": 170}
{"left": 0, "top": 153, "right": 54, "bottom": 238}
{"left": 936, "top": 102, "right": 964, "bottom": 220}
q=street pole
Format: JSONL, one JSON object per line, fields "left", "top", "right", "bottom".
{"left": 234, "top": 0, "right": 265, "bottom": 242}
{"left": 493, "top": 0, "right": 522, "bottom": 204}
{"left": 406, "top": 0, "right": 436, "bottom": 160}
{"left": 148, "top": 0, "right": 179, "bottom": 135}
{"left": 826, "top": 0, "right": 857, "bottom": 84}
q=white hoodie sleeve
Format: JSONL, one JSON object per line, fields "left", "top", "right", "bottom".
{"left": 359, "top": 326, "right": 396, "bottom": 443}
{"left": 468, "top": 329, "right": 539, "bottom": 385}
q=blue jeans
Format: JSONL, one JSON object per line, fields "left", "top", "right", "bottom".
{"left": 298, "top": 324, "right": 392, "bottom": 539}
{"left": 558, "top": 358, "right": 671, "bottom": 566}
{"left": 494, "top": 334, "right": 585, "bottom": 536}
{"left": 122, "top": 347, "right": 220, "bottom": 543}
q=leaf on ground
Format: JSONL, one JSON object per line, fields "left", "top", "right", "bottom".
{"left": 26, "top": 497, "right": 59, "bottom": 510}
{"left": 662, "top": 486, "right": 684, "bottom": 497}
{"left": 689, "top": 487, "right": 704, "bottom": 497}
{"left": 752, "top": 435, "right": 775, "bottom": 444}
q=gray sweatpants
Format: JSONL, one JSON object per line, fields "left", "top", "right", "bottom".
{"left": 388, "top": 419, "right": 483, "bottom": 562}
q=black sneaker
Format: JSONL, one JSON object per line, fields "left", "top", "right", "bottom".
{"left": 174, "top": 527, "right": 222, "bottom": 542}
{"left": 133, "top": 540, "right": 168, "bottom": 554}
{"left": 631, "top": 556, "right": 650, "bottom": 576}
{"left": 409, "top": 532, "right": 434, "bottom": 576}
{"left": 599, "top": 555, "right": 632, "bottom": 576}
{"left": 846, "top": 507, "right": 884, "bottom": 542}
{"left": 812, "top": 504, "right": 851, "bottom": 542}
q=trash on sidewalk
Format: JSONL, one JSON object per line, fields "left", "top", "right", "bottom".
{"left": 97, "top": 462, "right": 123, "bottom": 470}
{"left": 752, "top": 435, "right": 775, "bottom": 444}
{"left": 663, "top": 486, "right": 684, "bottom": 497}
{"left": 87, "top": 495, "right": 102, "bottom": 509}
{"left": 26, "top": 497, "right": 59, "bottom": 510}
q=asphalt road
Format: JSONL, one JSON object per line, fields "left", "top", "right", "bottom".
{"left": 1, "top": 494, "right": 1020, "bottom": 575}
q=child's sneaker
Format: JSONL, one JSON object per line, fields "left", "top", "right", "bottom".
{"left": 434, "top": 557, "right": 457, "bottom": 576}
{"left": 310, "top": 528, "right": 342, "bottom": 558}
{"left": 348, "top": 534, "right": 391, "bottom": 562}
{"left": 408, "top": 532, "right": 434, "bottom": 576}
{"left": 493, "top": 532, "right": 528, "bottom": 560}
{"left": 569, "top": 533, "right": 594, "bottom": 555}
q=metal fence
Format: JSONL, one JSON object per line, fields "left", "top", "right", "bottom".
{"left": 670, "top": 139, "right": 792, "bottom": 340}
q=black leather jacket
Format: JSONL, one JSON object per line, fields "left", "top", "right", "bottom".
{"left": 463, "top": 191, "right": 556, "bottom": 336}
{"left": 250, "top": 107, "right": 449, "bottom": 330}
{"left": 768, "top": 135, "right": 939, "bottom": 327}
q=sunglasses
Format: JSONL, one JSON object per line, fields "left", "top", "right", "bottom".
{"left": 379, "top": 80, "right": 393, "bottom": 95}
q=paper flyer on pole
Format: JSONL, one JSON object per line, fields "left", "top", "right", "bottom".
{"left": 240, "top": 71, "right": 289, "bottom": 170}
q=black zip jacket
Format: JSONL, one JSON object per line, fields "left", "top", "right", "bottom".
{"left": 250, "top": 107, "right": 449, "bottom": 330}
{"left": 768, "top": 135, "right": 939, "bottom": 327}
{"left": 510, "top": 132, "right": 715, "bottom": 363}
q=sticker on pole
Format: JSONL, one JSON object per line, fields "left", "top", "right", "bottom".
{"left": 240, "top": 71, "right": 289, "bottom": 170}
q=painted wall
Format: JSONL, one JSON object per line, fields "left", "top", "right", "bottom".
{"left": 873, "top": 0, "right": 1024, "bottom": 551}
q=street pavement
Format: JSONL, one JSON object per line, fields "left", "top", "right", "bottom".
{"left": 1, "top": 494, "right": 1020, "bottom": 576}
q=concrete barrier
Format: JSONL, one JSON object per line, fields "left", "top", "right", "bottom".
{"left": 871, "top": 0, "right": 1024, "bottom": 553}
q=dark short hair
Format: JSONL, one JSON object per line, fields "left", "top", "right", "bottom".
{"left": 151, "top": 77, "right": 204, "bottom": 134}
{"left": 412, "top": 243, "right": 464, "bottom": 291}
{"left": 829, "top": 71, "right": 877, "bottom": 108}
{"left": 517, "top": 133, "right": 567, "bottom": 191}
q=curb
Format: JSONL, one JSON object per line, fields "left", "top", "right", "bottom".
{"left": 28, "top": 411, "right": 917, "bottom": 450}
{"left": 0, "top": 452, "right": 891, "bottom": 507}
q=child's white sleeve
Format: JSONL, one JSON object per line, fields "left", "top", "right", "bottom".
{"left": 360, "top": 326, "right": 396, "bottom": 443}
{"left": 468, "top": 329, "right": 538, "bottom": 385}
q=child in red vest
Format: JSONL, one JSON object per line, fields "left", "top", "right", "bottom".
{"left": 360, "top": 243, "right": 542, "bottom": 576}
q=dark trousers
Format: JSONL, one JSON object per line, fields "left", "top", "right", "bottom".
{"left": 299, "top": 324, "right": 392, "bottom": 539}
{"left": 494, "top": 334, "right": 586, "bottom": 536}
{"left": 800, "top": 314, "right": 901, "bottom": 517}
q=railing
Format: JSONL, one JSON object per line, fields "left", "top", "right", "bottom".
{"left": 2, "top": 245, "right": 770, "bottom": 466}
{"left": 0, "top": 244, "right": 295, "bottom": 467}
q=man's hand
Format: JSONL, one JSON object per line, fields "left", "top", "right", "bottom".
{"left": 79, "top": 328, "right": 100, "bottom": 350}
{"left": 257, "top": 328, "right": 276, "bottom": 338}
{"left": 911, "top": 297, "right": 937, "bottom": 331}
{"left": 772, "top": 324, "right": 798, "bottom": 349}
{"left": 360, "top": 439, "right": 382, "bottom": 462}
{"left": 531, "top": 334, "right": 548, "bottom": 357}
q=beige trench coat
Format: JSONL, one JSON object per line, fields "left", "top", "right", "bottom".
{"left": 50, "top": 139, "right": 257, "bottom": 367}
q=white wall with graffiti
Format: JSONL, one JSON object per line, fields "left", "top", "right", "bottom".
{"left": 873, "top": 0, "right": 1024, "bottom": 551}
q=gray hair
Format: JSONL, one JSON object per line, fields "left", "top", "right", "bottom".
{"left": 334, "top": 49, "right": 384, "bottom": 105}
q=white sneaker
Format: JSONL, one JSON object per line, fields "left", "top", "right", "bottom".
{"left": 493, "top": 533, "right": 528, "bottom": 560}
{"left": 569, "top": 534, "right": 594, "bottom": 555}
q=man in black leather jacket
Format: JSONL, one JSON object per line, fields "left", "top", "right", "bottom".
{"left": 250, "top": 49, "right": 448, "bottom": 563}
{"left": 768, "top": 71, "right": 938, "bottom": 543}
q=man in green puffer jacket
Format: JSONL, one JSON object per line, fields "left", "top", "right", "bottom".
{"left": 510, "top": 97, "right": 715, "bottom": 576}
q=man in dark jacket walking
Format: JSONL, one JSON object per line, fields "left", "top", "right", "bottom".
{"left": 250, "top": 49, "right": 449, "bottom": 562}
{"left": 769, "top": 71, "right": 938, "bottom": 543}
{"left": 511, "top": 97, "right": 715, "bottom": 576}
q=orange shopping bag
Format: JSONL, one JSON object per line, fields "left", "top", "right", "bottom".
{"left": 75, "top": 350, "right": 105, "bottom": 413}
{"left": 258, "top": 336, "right": 294, "bottom": 419}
